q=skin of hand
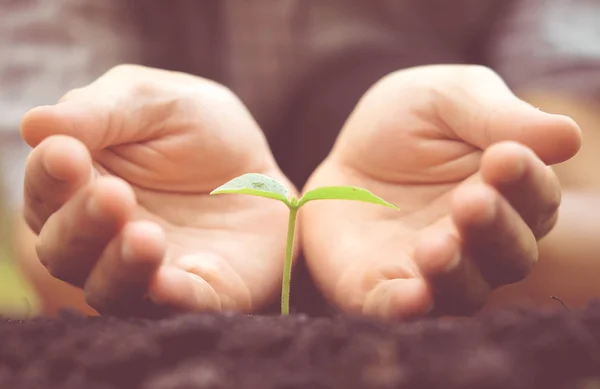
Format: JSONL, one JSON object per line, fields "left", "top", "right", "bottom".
{"left": 300, "top": 65, "right": 582, "bottom": 320}
{"left": 20, "top": 65, "right": 297, "bottom": 317}
{"left": 483, "top": 92, "right": 600, "bottom": 310}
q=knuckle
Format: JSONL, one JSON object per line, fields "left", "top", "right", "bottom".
{"left": 103, "top": 65, "right": 163, "bottom": 101}
{"left": 128, "top": 78, "right": 162, "bottom": 99}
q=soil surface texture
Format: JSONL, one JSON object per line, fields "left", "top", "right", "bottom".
{"left": 1, "top": 302, "right": 600, "bottom": 389}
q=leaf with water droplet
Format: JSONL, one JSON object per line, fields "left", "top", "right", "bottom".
{"left": 210, "top": 173, "right": 290, "bottom": 204}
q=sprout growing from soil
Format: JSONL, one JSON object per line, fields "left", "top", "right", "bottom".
{"left": 210, "top": 173, "right": 397, "bottom": 315}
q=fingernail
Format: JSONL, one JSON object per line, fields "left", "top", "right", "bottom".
{"left": 444, "top": 251, "right": 461, "bottom": 272}
{"left": 43, "top": 155, "right": 67, "bottom": 182}
{"left": 86, "top": 196, "right": 102, "bottom": 219}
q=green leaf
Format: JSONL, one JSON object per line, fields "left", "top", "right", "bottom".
{"left": 298, "top": 186, "right": 397, "bottom": 209}
{"left": 210, "top": 173, "right": 290, "bottom": 204}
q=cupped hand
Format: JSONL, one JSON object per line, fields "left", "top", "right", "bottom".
{"left": 21, "top": 65, "right": 296, "bottom": 317}
{"left": 301, "top": 65, "right": 581, "bottom": 319}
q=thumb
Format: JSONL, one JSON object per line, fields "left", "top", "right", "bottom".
{"left": 20, "top": 98, "right": 146, "bottom": 151}
{"left": 435, "top": 66, "right": 582, "bottom": 165}
{"left": 20, "top": 65, "right": 190, "bottom": 150}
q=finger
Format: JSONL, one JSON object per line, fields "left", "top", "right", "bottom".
{"left": 84, "top": 220, "right": 166, "bottom": 317}
{"left": 480, "top": 141, "right": 561, "bottom": 239}
{"left": 23, "top": 135, "right": 93, "bottom": 233}
{"left": 431, "top": 65, "right": 581, "bottom": 164}
{"left": 167, "top": 254, "right": 253, "bottom": 312}
{"left": 20, "top": 89, "right": 162, "bottom": 151}
{"left": 415, "top": 230, "right": 491, "bottom": 316}
{"left": 451, "top": 182, "right": 538, "bottom": 288}
{"left": 147, "top": 260, "right": 224, "bottom": 313}
{"left": 20, "top": 101, "right": 114, "bottom": 150}
{"left": 19, "top": 64, "right": 210, "bottom": 151}
{"left": 36, "top": 176, "right": 136, "bottom": 287}
{"left": 362, "top": 278, "right": 432, "bottom": 320}
{"left": 145, "top": 252, "right": 257, "bottom": 313}
{"left": 332, "top": 258, "right": 432, "bottom": 320}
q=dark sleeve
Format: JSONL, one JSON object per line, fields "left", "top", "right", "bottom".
{"left": 486, "top": 0, "right": 600, "bottom": 101}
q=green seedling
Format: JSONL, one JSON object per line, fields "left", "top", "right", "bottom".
{"left": 210, "top": 173, "right": 397, "bottom": 315}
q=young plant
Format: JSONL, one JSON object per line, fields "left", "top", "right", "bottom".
{"left": 210, "top": 173, "right": 397, "bottom": 315}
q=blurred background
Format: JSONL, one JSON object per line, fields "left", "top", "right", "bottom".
{"left": 0, "top": 0, "right": 599, "bottom": 318}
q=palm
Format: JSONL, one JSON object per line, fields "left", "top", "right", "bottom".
{"left": 301, "top": 84, "right": 498, "bottom": 318}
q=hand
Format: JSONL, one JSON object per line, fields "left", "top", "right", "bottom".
{"left": 21, "top": 65, "right": 296, "bottom": 317}
{"left": 301, "top": 65, "right": 581, "bottom": 319}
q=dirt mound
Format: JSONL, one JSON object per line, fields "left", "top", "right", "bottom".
{"left": 1, "top": 302, "right": 599, "bottom": 389}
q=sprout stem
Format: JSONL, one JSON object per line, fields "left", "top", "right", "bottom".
{"left": 281, "top": 204, "right": 299, "bottom": 315}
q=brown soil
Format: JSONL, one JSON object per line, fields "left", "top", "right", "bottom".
{"left": 1, "top": 301, "right": 600, "bottom": 389}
